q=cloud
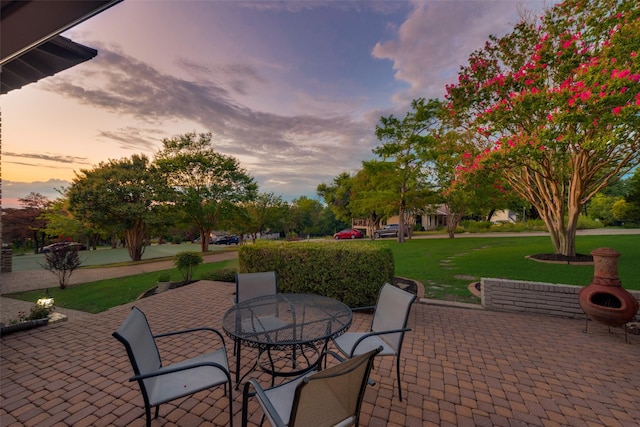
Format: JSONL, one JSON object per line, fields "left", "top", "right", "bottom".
{"left": 372, "top": 0, "right": 546, "bottom": 104}
{"left": 41, "top": 45, "right": 378, "bottom": 197}
{"left": 1, "top": 179, "right": 71, "bottom": 209}
{"left": 3, "top": 152, "right": 90, "bottom": 165}
{"left": 96, "top": 127, "right": 165, "bottom": 152}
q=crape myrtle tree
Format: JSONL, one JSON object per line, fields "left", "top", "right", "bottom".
{"left": 435, "top": 106, "right": 521, "bottom": 238}
{"left": 154, "top": 132, "right": 258, "bottom": 252}
{"left": 67, "top": 155, "right": 166, "bottom": 261}
{"left": 446, "top": 0, "right": 640, "bottom": 256}
{"left": 374, "top": 98, "right": 441, "bottom": 242}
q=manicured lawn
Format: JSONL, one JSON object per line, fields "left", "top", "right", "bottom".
{"left": 7, "top": 259, "right": 238, "bottom": 313}
{"left": 7, "top": 234, "right": 639, "bottom": 311}
{"left": 390, "top": 234, "right": 640, "bottom": 303}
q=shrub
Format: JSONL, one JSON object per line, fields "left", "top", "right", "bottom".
{"left": 239, "top": 241, "right": 394, "bottom": 307}
{"left": 157, "top": 271, "right": 171, "bottom": 282}
{"left": 174, "top": 251, "right": 203, "bottom": 282}
{"left": 42, "top": 244, "right": 82, "bottom": 289}
{"left": 202, "top": 267, "right": 237, "bottom": 282}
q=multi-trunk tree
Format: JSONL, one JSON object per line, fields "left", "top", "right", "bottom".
{"left": 67, "top": 155, "right": 165, "bottom": 261}
{"left": 446, "top": 0, "right": 640, "bottom": 256}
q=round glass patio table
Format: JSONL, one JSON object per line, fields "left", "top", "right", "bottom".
{"left": 222, "top": 293, "right": 352, "bottom": 386}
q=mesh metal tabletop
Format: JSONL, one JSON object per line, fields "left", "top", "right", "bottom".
{"left": 222, "top": 293, "right": 353, "bottom": 351}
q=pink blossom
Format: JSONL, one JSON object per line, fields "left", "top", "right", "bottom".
{"left": 580, "top": 91, "right": 591, "bottom": 101}
{"left": 612, "top": 106, "right": 622, "bottom": 115}
{"left": 547, "top": 113, "right": 554, "bottom": 121}
{"left": 632, "top": 52, "right": 638, "bottom": 58}
{"left": 620, "top": 87, "right": 628, "bottom": 94}
{"left": 611, "top": 69, "right": 630, "bottom": 79}
{"left": 593, "top": 118, "right": 598, "bottom": 126}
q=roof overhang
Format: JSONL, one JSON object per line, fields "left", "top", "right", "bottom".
{"left": 0, "top": 0, "right": 122, "bottom": 94}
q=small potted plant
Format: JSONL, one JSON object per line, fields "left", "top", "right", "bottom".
{"left": 157, "top": 272, "right": 171, "bottom": 293}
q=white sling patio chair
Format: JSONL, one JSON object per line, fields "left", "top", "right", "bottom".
{"left": 235, "top": 271, "right": 279, "bottom": 304}
{"left": 234, "top": 271, "right": 288, "bottom": 349}
{"left": 241, "top": 347, "right": 382, "bottom": 427}
{"left": 233, "top": 271, "right": 291, "bottom": 387}
{"left": 112, "top": 307, "right": 233, "bottom": 427}
{"left": 332, "top": 283, "right": 416, "bottom": 401}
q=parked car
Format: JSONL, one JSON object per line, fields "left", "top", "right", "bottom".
{"left": 41, "top": 242, "right": 87, "bottom": 253}
{"left": 333, "top": 229, "right": 363, "bottom": 240}
{"left": 214, "top": 235, "right": 239, "bottom": 245}
{"left": 373, "top": 224, "right": 407, "bottom": 239}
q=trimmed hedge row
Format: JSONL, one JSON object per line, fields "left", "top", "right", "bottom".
{"left": 238, "top": 241, "right": 394, "bottom": 307}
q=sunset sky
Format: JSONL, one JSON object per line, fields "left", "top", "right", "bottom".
{"left": 1, "top": 0, "right": 549, "bottom": 209}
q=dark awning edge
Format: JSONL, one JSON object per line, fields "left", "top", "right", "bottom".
{"left": 1, "top": 35, "right": 98, "bottom": 95}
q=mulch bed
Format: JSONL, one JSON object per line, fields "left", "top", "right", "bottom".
{"left": 529, "top": 253, "right": 594, "bottom": 263}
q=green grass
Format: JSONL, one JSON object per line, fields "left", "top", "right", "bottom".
{"left": 7, "top": 234, "right": 639, "bottom": 311}
{"left": 390, "top": 235, "right": 640, "bottom": 303}
{"left": 7, "top": 259, "right": 238, "bottom": 313}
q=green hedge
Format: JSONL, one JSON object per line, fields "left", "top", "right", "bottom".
{"left": 239, "top": 241, "right": 394, "bottom": 307}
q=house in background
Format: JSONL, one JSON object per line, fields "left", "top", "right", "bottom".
{"left": 489, "top": 209, "right": 518, "bottom": 223}
{"left": 362, "top": 206, "right": 519, "bottom": 235}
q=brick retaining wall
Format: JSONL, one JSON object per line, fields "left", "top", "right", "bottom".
{"left": 481, "top": 278, "right": 640, "bottom": 320}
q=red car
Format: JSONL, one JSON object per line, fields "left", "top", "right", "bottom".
{"left": 333, "top": 229, "right": 363, "bottom": 240}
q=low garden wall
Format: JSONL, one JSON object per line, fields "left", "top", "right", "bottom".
{"left": 481, "top": 278, "right": 640, "bottom": 319}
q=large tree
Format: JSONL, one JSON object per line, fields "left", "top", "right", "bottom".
{"left": 374, "top": 98, "right": 440, "bottom": 242}
{"left": 243, "top": 192, "right": 289, "bottom": 242}
{"left": 154, "top": 132, "right": 257, "bottom": 252}
{"left": 18, "top": 192, "right": 50, "bottom": 253}
{"left": 317, "top": 172, "right": 355, "bottom": 225}
{"left": 446, "top": 0, "right": 640, "bottom": 256}
{"left": 67, "top": 155, "right": 165, "bottom": 261}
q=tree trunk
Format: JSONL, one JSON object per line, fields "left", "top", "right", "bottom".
{"left": 199, "top": 228, "right": 211, "bottom": 252}
{"left": 397, "top": 185, "right": 406, "bottom": 243}
{"left": 124, "top": 220, "right": 146, "bottom": 261}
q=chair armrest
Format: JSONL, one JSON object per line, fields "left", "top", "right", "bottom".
{"left": 130, "top": 360, "right": 231, "bottom": 382}
{"left": 243, "top": 379, "right": 287, "bottom": 427}
{"left": 154, "top": 327, "right": 227, "bottom": 349}
{"left": 350, "top": 305, "right": 375, "bottom": 313}
{"left": 321, "top": 350, "right": 346, "bottom": 368}
{"left": 349, "top": 328, "right": 412, "bottom": 357}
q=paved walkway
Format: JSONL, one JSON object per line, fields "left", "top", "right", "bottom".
{"left": 1, "top": 280, "right": 638, "bottom": 426}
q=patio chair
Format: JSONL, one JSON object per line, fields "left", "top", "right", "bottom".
{"left": 112, "top": 307, "right": 233, "bottom": 427}
{"left": 241, "top": 347, "right": 382, "bottom": 427}
{"left": 332, "top": 283, "right": 416, "bottom": 401}
{"left": 235, "top": 271, "right": 279, "bottom": 303}
{"left": 233, "top": 271, "right": 288, "bottom": 354}
{"left": 233, "top": 270, "right": 290, "bottom": 387}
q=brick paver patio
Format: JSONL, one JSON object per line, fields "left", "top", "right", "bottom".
{"left": 1, "top": 280, "right": 639, "bottom": 426}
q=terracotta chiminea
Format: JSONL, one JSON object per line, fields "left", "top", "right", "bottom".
{"left": 578, "top": 247, "right": 639, "bottom": 329}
